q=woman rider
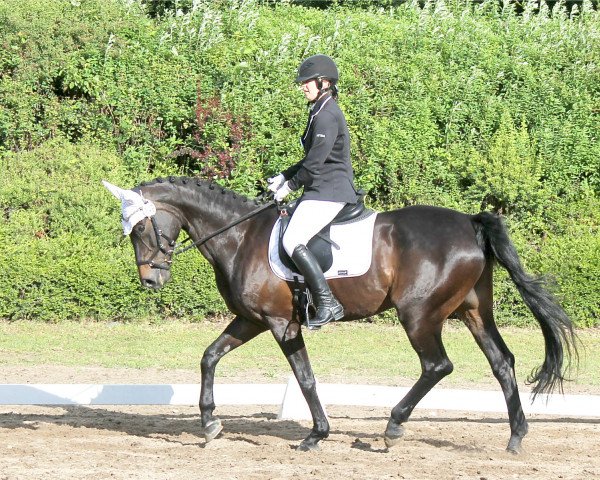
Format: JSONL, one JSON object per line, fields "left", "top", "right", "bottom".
{"left": 268, "top": 54, "right": 359, "bottom": 327}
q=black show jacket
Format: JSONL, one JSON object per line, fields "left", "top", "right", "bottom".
{"left": 283, "top": 93, "right": 358, "bottom": 204}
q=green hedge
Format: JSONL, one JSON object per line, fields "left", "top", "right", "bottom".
{"left": 0, "top": 140, "right": 226, "bottom": 321}
{"left": 0, "top": 0, "right": 598, "bottom": 325}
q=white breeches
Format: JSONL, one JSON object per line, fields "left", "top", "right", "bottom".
{"left": 282, "top": 200, "right": 345, "bottom": 257}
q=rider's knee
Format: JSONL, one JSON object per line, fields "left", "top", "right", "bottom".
{"left": 282, "top": 233, "right": 301, "bottom": 258}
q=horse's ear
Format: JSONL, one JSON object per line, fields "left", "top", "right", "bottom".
{"left": 102, "top": 180, "right": 128, "bottom": 201}
{"left": 102, "top": 180, "right": 156, "bottom": 236}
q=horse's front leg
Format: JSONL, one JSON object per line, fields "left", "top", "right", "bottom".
{"left": 200, "top": 316, "right": 267, "bottom": 443}
{"left": 270, "top": 318, "right": 329, "bottom": 451}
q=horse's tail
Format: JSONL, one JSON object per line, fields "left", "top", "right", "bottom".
{"left": 472, "top": 212, "right": 578, "bottom": 399}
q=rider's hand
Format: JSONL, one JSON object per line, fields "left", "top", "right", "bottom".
{"left": 267, "top": 173, "right": 285, "bottom": 193}
{"left": 274, "top": 181, "right": 292, "bottom": 202}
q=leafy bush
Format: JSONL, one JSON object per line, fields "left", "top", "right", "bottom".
{"left": 0, "top": 0, "right": 598, "bottom": 326}
{"left": 0, "top": 139, "right": 225, "bottom": 321}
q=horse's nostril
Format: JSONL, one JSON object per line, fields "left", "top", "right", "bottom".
{"left": 141, "top": 278, "right": 157, "bottom": 289}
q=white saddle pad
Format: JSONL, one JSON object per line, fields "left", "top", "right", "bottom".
{"left": 268, "top": 211, "right": 378, "bottom": 281}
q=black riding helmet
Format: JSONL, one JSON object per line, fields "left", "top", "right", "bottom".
{"left": 295, "top": 54, "right": 339, "bottom": 84}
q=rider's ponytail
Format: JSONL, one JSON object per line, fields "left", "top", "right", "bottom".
{"left": 330, "top": 83, "right": 338, "bottom": 100}
{"left": 316, "top": 78, "right": 338, "bottom": 101}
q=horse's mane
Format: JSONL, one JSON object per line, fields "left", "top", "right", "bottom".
{"left": 138, "top": 175, "right": 267, "bottom": 207}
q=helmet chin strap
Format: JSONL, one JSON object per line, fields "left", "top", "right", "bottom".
{"left": 309, "top": 78, "right": 332, "bottom": 104}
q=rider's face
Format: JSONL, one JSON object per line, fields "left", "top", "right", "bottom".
{"left": 299, "top": 78, "right": 330, "bottom": 102}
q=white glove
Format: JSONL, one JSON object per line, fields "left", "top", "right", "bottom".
{"left": 267, "top": 173, "right": 285, "bottom": 193}
{"left": 274, "top": 181, "right": 292, "bottom": 202}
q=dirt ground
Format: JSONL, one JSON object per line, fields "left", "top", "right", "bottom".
{"left": 1, "top": 366, "right": 599, "bottom": 480}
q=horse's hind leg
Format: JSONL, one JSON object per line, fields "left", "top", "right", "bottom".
{"left": 199, "top": 316, "right": 267, "bottom": 442}
{"left": 459, "top": 276, "right": 528, "bottom": 453}
{"left": 384, "top": 311, "right": 454, "bottom": 448}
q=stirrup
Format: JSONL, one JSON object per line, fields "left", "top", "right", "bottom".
{"left": 307, "top": 301, "right": 344, "bottom": 329}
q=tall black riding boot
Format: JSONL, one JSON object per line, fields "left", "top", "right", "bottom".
{"left": 291, "top": 244, "right": 344, "bottom": 327}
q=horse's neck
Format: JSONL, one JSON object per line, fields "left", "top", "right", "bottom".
{"left": 186, "top": 190, "right": 255, "bottom": 231}
{"left": 177, "top": 184, "right": 257, "bottom": 265}
{"left": 145, "top": 179, "right": 260, "bottom": 268}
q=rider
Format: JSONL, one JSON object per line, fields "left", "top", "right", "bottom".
{"left": 268, "top": 54, "right": 359, "bottom": 327}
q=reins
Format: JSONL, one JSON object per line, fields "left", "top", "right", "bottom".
{"left": 173, "top": 197, "right": 276, "bottom": 256}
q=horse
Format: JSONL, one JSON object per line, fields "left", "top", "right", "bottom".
{"left": 104, "top": 175, "right": 577, "bottom": 454}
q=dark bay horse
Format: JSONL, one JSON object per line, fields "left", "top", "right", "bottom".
{"left": 116, "top": 176, "right": 577, "bottom": 453}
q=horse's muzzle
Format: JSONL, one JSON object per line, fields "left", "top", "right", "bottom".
{"left": 138, "top": 265, "right": 171, "bottom": 289}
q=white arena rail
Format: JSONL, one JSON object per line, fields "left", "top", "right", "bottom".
{"left": 1, "top": 377, "right": 598, "bottom": 420}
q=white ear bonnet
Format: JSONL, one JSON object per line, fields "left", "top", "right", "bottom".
{"left": 102, "top": 180, "right": 157, "bottom": 235}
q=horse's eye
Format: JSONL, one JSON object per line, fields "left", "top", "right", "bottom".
{"left": 134, "top": 223, "right": 145, "bottom": 235}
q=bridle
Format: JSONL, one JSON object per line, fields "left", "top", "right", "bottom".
{"left": 135, "top": 197, "right": 276, "bottom": 271}
{"left": 135, "top": 215, "right": 178, "bottom": 270}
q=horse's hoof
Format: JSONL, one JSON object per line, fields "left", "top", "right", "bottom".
{"left": 297, "top": 441, "right": 320, "bottom": 452}
{"left": 297, "top": 434, "right": 323, "bottom": 452}
{"left": 384, "top": 423, "right": 405, "bottom": 448}
{"left": 506, "top": 445, "right": 521, "bottom": 455}
{"left": 506, "top": 443, "right": 522, "bottom": 455}
{"left": 384, "top": 434, "right": 403, "bottom": 449}
{"left": 204, "top": 419, "right": 223, "bottom": 443}
{"left": 506, "top": 436, "right": 523, "bottom": 454}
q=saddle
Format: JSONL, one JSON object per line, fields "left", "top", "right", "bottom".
{"left": 277, "top": 193, "right": 368, "bottom": 274}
